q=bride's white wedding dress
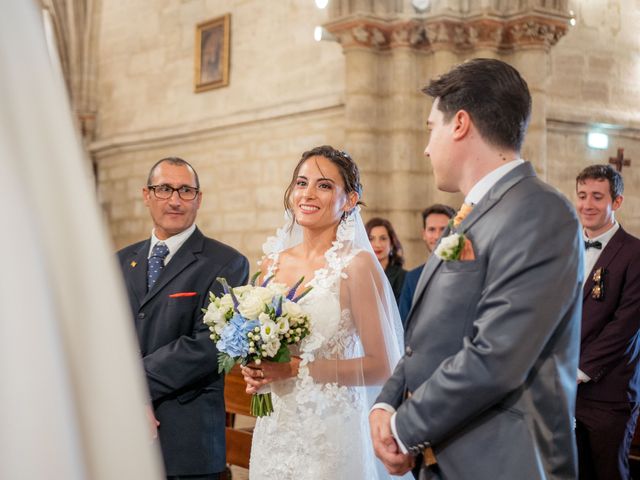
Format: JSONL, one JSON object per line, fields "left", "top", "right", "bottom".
{"left": 249, "top": 211, "right": 408, "bottom": 480}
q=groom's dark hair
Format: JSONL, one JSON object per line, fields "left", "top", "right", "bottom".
{"left": 423, "top": 58, "right": 531, "bottom": 152}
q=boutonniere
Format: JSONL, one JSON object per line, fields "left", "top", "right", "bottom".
{"left": 591, "top": 267, "right": 606, "bottom": 301}
{"left": 434, "top": 232, "right": 467, "bottom": 261}
{"left": 435, "top": 220, "right": 476, "bottom": 261}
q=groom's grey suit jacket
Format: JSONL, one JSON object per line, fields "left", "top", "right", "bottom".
{"left": 377, "top": 163, "right": 583, "bottom": 480}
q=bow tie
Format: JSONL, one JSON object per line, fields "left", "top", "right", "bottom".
{"left": 584, "top": 240, "right": 602, "bottom": 250}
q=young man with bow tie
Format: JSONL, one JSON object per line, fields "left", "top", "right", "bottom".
{"left": 575, "top": 164, "right": 640, "bottom": 480}
{"left": 117, "top": 157, "right": 249, "bottom": 480}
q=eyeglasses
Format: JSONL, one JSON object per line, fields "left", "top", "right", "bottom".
{"left": 147, "top": 184, "right": 200, "bottom": 201}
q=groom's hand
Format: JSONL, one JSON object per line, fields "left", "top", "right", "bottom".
{"left": 369, "top": 409, "right": 415, "bottom": 475}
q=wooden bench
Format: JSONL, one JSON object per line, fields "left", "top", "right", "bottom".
{"left": 222, "top": 365, "right": 254, "bottom": 476}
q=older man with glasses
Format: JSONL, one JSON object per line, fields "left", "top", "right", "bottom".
{"left": 117, "top": 156, "right": 249, "bottom": 480}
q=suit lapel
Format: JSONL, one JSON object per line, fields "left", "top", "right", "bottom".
{"left": 582, "top": 227, "right": 626, "bottom": 301}
{"left": 140, "top": 228, "right": 204, "bottom": 308}
{"left": 404, "top": 162, "right": 536, "bottom": 332}
{"left": 125, "top": 240, "right": 150, "bottom": 307}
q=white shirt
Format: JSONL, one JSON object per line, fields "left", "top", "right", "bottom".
{"left": 465, "top": 159, "right": 524, "bottom": 205}
{"left": 577, "top": 221, "right": 619, "bottom": 383}
{"left": 583, "top": 222, "right": 619, "bottom": 283}
{"left": 148, "top": 224, "right": 196, "bottom": 265}
{"left": 373, "top": 158, "right": 526, "bottom": 454}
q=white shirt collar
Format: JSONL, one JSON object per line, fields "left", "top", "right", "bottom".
{"left": 465, "top": 159, "right": 525, "bottom": 205}
{"left": 148, "top": 224, "right": 196, "bottom": 265}
{"left": 583, "top": 221, "right": 619, "bottom": 246}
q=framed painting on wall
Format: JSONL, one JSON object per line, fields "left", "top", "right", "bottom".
{"left": 194, "top": 14, "right": 230, "bottom": 92}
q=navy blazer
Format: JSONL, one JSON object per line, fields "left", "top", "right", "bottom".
{"left": 118, "top": 227, "right": 249, "bottom": 476}
{"left": 578, "top": 226, "right": 640, "bottom": 403}
{"left": 398, "top": 264, "right": 423, "bottom": 326}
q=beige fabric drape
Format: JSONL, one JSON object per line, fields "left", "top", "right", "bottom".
{"left": 0, "top": 1, "right": 163, "bottom": 479}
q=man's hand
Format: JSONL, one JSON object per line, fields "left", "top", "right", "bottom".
{"left": 146, "top": 405, "right": 160, "bottom": 440}
{"left": 369, "top": 408, "right": 415, "bottom": 475}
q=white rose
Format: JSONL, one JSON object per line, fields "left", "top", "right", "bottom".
{"left": 203, "top": 308, "right": 222, "bottom": 325}
{"left": 252, "top": 286, "right": 275, "bottom": 304}
{"left": 263, "top": 338, "right": 281, "bottom": 358}
{"left": 232, "top": 285, "right": 252, "bottom": 296}
{"left": 260, "top": 319, "right": 278, "bottom": 342}
{"left": 238, "top": 292, "right": 265, "bottom": 320}
{"left": 218, "top": 294, "right": 234, "bottom": 312}
{"left": 267, "top": 282, "right": 288, "bottom": 297}
{"left": 282, "top": 300, "right": 302, "bottom": 318}
{"left": 434, "top": 233, "right": 462, "bottom": 260}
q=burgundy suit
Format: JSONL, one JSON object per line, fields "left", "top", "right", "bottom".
{"left": 576, "top": 226, "right": 640, "bottom": 480}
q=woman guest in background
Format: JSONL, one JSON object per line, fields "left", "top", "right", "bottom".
{"left": 366, "top": 217, "right": 406, "bottom": 303}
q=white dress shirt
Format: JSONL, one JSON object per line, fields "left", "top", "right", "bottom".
{"left": 373, "top": 159, "right": 526, "bottom": 454}
{"left": 577, "top": 221, "right": 619, "bottom": 383}
{"left": 583, "top": 222, "right": 619, "bottom": 283}
{"left": 148, "top": 224, "right": 196, "bottom": 265}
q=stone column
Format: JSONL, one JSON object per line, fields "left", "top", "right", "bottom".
{"left": 324, "top": 0, "right": 573, "bottom": 265}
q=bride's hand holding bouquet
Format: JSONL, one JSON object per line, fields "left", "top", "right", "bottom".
{"left": 203, "top": 273, "right": 312, "bottom": 416}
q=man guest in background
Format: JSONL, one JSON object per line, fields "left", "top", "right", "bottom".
{"left": 398, "top": 204, "right": 455, "bottom": 324}
{"left": 370, "top": 58, "right": 583, "bottom": 479}
{"left": 118, "top": 157, "right": 249, "bottom": 480}
{"left": 575, "top": 164, "right": 640, "bottom": 480}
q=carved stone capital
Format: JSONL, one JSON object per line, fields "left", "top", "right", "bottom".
{"left": 324, "top": 12, "right": 570, "bottom": 53}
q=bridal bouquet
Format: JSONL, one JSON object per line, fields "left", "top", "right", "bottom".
{"left": 203, "top": 273, "right": 312, "bottom": 416}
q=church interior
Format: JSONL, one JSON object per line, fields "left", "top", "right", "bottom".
{"left": 9, "top": 0, "right": 640, "bottom": 478}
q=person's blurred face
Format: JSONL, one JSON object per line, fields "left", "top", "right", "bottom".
{"left": 424, "top": 99, "right": 460, "bottom": 193}
{"left": 290, "top": 156, "right": 352, "bottom": 231}
{"left": 576, "top": 178, "right": 622, "bottom": 238}
{"left": 422, "top": 213, "right": 450, "bottom": 252}
{"left": 143, "top": 162, "right": 201, "bottom": 240}
{"left": 369, "top": 226, "right": 392, "bottom": 265}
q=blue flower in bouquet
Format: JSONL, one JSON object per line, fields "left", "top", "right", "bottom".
{"left": 216, "top": 313, "right": 259, "bottom": 358}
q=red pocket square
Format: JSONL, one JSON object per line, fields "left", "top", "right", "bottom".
{"left": 169, "top": 292, "right": 198, "bottom": 298}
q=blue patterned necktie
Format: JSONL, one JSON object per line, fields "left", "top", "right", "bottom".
{"left": 147, "top": 242, "right": 170, "bottom": 291}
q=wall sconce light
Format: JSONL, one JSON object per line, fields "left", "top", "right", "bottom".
{"left": 314, "top": 26, "right": 335, "bottom": 42}
{"left": 587, "top": 132, "right": 609, "bottom": 150}
{"left": 315, "top": 0, "right": 329, "bottom": 8}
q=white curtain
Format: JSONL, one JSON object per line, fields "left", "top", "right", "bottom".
{"left": 0, "top": 1, "right": 164, "bottom": 479}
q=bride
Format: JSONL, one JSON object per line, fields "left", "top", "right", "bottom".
{"left": 241, "top": 145, "right": 411, "bottom": 479}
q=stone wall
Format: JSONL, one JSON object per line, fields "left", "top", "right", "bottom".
{"left": 546, "top": 0, "right": 640, "bottom": 232}
{"left": 91, "top": 0, "right": 640, "bottom": 270}
{"left": 93, "top": 0, "right": 346, "bottom": 267}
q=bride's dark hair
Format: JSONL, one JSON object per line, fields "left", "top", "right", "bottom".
{"left": 284, "top": 145, "right": 365, "bottom": 219}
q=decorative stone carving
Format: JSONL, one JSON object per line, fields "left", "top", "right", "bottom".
{"left": 325, "top": 13, "right": 570, "bottom": 53}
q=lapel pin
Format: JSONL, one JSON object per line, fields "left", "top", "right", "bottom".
{"left": 130, "top": 261, "right": 137, "bottom": 268}
{"left": 591, "top": 267, "right": 605, "bottom": 301}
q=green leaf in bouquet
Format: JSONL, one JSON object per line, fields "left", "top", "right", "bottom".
{"left": 217, "top": 352, "right": 237, "bottom": 374}
{"left": 292, "top": 286, "right": 313, "bottom": 303}
{"left": 271, "top": 344, "right": 291, "bottom": 363}
{"left": 249, "top": 271, "right": 261, "bottom": 286}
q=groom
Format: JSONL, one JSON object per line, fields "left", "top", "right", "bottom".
{"left": 370, "top": 58, "right": 583, "bottom": 479}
